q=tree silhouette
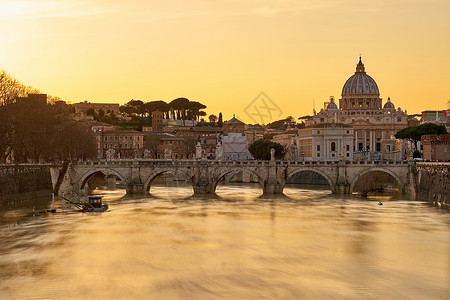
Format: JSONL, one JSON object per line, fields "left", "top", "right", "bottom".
{"left": 218, "top": 112, "right": 223, "bottom": 127}
{"left": 249, "top": 140, "right": 285, "bottom": 160}
{"left": 209, "top": 114, "right": 218, "bottom": 123}
{"left": 395, "top": 123, "right": 447, "bottom": 150}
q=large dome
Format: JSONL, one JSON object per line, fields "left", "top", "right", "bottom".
{"left": 341, "top": 57, "right": 379, "bottom": 98}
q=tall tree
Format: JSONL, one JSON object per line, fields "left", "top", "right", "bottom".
{"left": 395, "top": 123, "right": 447, "bottom": 150}
{"left": 249, "top": 140, "right": 285, "bottom": 160}
{"left": 209, "top": 114, "right": 218, "bottom": 123}
{"left": 142, "top": 100, "right": 169, "bottom": 117}
{"left": 218, "top": 112, "right": 223, "bottom": 127}
{"left": 188, "top": 101, "right": 207, "bottom": 121}
{"left": 267, "top": 116, "right": 296, "bottom": 130}
{"left": 0, "top": 69, "right": 41, "bottom": 106}
{"left": 169, "top": 97, "right": 190, "bottom": 120}
{"left": 120, "top": 99, "right": 145, "bottom": 117}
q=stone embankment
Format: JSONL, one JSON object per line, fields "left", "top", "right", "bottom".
{"left": 416, "top": 162, "right": 450, "bottom": 208}
{"left": 0, "top": 164, "right": 53, "bottom": 205}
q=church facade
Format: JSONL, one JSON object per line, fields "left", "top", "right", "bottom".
{"left": 305, "top": 57, "right": 414, "bottom": 160}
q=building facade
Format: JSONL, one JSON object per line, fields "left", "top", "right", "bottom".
{"left": 421, "top": 110, "right": 450, "bottom": 132}
{"left": 308, "top": 57, "right": 412, "bottom": 159}
{"left": 422, "top": 134, "right": 450, "bottom": 161}
{"left": 74, "top": 102, "right": 120, "bottom": 116}
{"left": 294, "top": 123, "right": 354, "bottom": 161}
{"left": 95, "top": 130, "right": 145, "bottom": 159}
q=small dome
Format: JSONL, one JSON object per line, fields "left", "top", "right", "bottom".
{"left": 225, "top": 115, "right": 245, "bottom": 125}
{"left": 326, "top": 101, "right": 338, "bottom": 110}
{"left": 341, "top": 57, "right": 380, "bottom": 98}
{"left": 383, "top": 97, "right": 395, "bottom": 109}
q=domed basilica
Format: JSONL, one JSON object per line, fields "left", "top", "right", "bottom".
{"left": 307, "top": 57, "right": 414, "bottom": 159}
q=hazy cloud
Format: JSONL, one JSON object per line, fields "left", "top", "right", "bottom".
{"left": 0, "top": 0, "right": 110, "bottom": 20}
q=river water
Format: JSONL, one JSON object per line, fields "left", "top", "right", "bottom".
{"left": 1, "top": 184, "right": 449, "bottom": 299}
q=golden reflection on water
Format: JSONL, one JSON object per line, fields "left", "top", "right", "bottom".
{"left": 0, "top": 184, "right": 449, "bottom": 299}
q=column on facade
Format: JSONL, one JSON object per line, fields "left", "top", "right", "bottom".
{"left": 363, "top": 130, "right": 367, "bottom": 150}
{"left": 370, "top": 129, "right": 376, "bottom": 151}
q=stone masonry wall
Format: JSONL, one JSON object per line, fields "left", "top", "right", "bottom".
{"left": 0, "top": 165, "right": 53, "bottom": 204}
{"left": 417, "top": 163, "right": 449, "bottom": 207}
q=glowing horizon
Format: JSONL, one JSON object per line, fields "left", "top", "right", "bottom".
{"left": 1, "top": 0, "right": 449, "bottom": 123}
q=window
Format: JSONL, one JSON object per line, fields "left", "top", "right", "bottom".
{"left": 346, "top": 145, "right": 350, "bottom": 151}
{"left": 397, "top": 117, "right": 402, "bottom": 122}
{"left": 317, "top": 145, "right": 320, "bottom": 151}
{"left": 346, "top": 153, "right": 349, "bottom": 157}
{"left": 376, "top": 130, "right": 382, "bottom": 139}
{"left": 320, "top": 118, "right": 324, "bottom": 123}
{"left": 331, "top": 142, "right": 336, "bottom": 151}
{"left": 357, "top": 130, "right": 363, "bottom": 138}
{"left": 358, "top": 143, "right": 363, "bottom": 151}
{"left": 376, "top": 142, "right": 381, "bottom": 152}
{"left": 317, "top": 153, "right": 320, "bottom": 157}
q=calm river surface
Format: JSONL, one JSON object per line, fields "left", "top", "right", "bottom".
{"left": 1, "top": 184, "right": 449, "bottom": 299}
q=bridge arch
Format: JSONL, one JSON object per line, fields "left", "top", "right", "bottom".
{"left": 350, "top": 167, "right": 403, "bottom": 194}
{"left": 286, "top": 167, "right": 335, "bottom": 191}
{"left": 214, "top": 168, "right": 264, "bottom": 193}
{"left": 78, "top": 168, "right": 127, "bottom": 191}
{"left": 143, "top": 168, "right": 193, "bottom": 193}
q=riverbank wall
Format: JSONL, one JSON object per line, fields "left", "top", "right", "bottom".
{"left": 0, "top": 165, "right": 53, "bottom": 205}
{"left": 416, "top": 162, "right": 449, "bottom": 208}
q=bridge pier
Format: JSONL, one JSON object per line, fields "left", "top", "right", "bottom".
{"left": 333, "top": 162, "right": 351, "bottom": 194}
{"left": 262, "top": 178, "right": 284, "bottom": 194}
{"left": 126, "top": 183, "right": 145, "bottom": 194}
{"left": 333, "top": 181, "right": 350, "bottom": 194}
{"left": 192, "top": 167, "right": 216, "bottom": 195}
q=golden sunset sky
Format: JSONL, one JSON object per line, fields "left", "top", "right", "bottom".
{"left": 1, "top": 0, "right": 449, "bottom": 123}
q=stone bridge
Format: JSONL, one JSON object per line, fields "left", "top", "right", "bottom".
{"left": 51, "top": 160, "right": 417, "bottom": 196}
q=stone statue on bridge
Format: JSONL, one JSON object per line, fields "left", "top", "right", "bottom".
{"left": 106, "top": 148, "right": 115, "bottom": 162}
{"left": 215, "top": 143, "right": 223, "bottom": 161}
{"left": 195, "top": 141, "right": 202, "bottom": 160}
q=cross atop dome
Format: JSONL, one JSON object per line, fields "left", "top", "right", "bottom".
{"left": 356, "top": 56, "right": 365, "bottom": 73}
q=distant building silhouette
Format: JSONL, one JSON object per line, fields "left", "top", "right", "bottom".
{"left": 16, "top": 94, "right": 47, "bottom": 105}
{"left": 73, "top": 101, "right": 120, "bottom": 115}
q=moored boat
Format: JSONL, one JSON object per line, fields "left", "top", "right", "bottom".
{"left": 81, "top": 195, "right": 109, "bottom": 212}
